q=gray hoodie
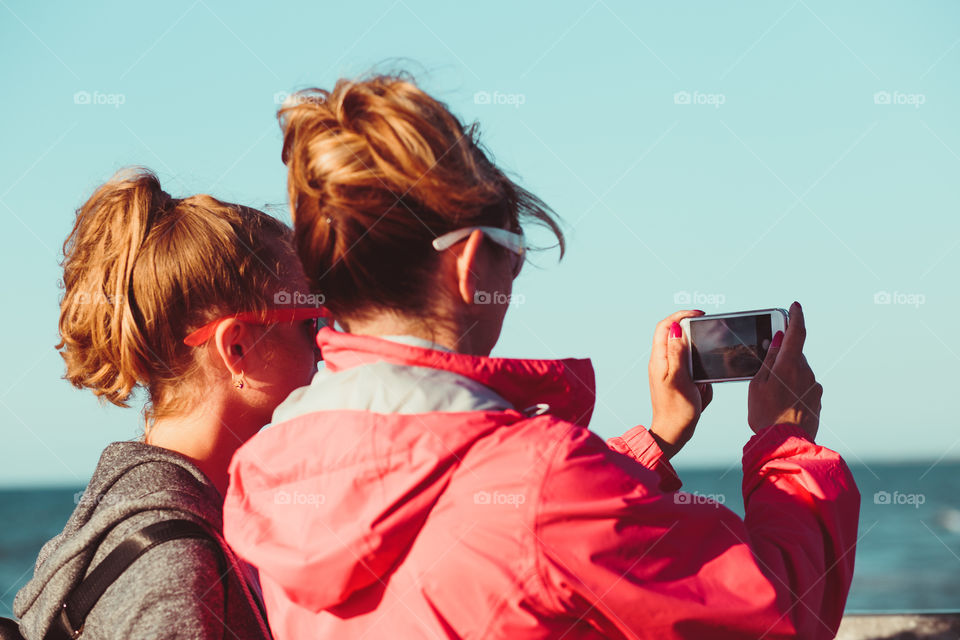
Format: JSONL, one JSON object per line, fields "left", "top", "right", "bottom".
{"left": 14, "top": 442, "right": 271, "bottom": 640}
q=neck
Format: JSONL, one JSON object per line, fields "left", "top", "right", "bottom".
{"left": 145, "top": 397, "right": 263, "bottom": 498}
{"left": 344, "top": 311, "right": 484, "bottom": 355}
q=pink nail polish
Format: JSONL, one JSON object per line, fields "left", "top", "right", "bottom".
{"left": 670, "top": 322, "right": 682, "bottom": 339}
{"left": 771, "top": 331, "right": 784, "bottom": 348}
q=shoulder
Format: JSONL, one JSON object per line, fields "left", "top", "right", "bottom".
{"left": 81, "top": 447, "right": 226, "bottom": 581}
{"left": 84, "top": 533, "right": 235, "bottom": 640}
{"left": 453, "top": 413, "right": 649, "bottom": 494}
{"left": 521, "top": 418, "right": 668, "bottom": 539}
{"left": 100, "top": 443, "right": 212, "bottom": 499}
{"left": 443, "top": 415, "right": 630, "bottom": 528}
{"left": 491, "top": 415, "right": 645, "bottom": 487}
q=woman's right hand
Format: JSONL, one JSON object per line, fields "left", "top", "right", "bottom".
{"left": 747, "top": 302, "right": 822, "bottom": 440}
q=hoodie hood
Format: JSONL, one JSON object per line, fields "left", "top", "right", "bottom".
{"left": 14, "top": 442, "right": 222, "bottom": 638}
{"left": 224, "top": 329, "right": 598, "bottom": 613}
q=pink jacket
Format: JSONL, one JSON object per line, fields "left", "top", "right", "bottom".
{"left": 224, "top": 328, "right": 860, "bottom": 639}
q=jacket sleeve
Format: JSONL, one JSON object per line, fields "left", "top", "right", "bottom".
{"left": 535, "top": 423, "right": 860, "bottom": 639}
{"left": 607, "top": 425, "right": 682, "bottom": 492}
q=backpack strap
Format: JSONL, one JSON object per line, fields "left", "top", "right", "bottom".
{"left": 45, "top": 519, "right": 225, "bottom": 640}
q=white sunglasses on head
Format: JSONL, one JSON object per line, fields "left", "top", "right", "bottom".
{"left": 432, "top": 226, "right": 525, "bottom": 277}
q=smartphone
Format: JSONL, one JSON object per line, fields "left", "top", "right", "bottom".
{"left": 679, "top": 308, "right": 789, "bottom": 383}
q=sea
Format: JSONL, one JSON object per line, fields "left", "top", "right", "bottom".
{"left": 1, "top": 462, "right": 958, "bottom": 617}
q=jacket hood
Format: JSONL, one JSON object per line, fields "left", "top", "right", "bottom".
{"left": 14, "top": 442, "right": 221, "bottom": 638}
{"left": 224, "top": 329, "right": 598, "bottom": 613}
{"left": 317, "top": 328, "right": 597, "bottom": 426}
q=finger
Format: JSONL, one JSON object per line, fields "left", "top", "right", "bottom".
{"left": 697, "top": 383, "right": 714, "bottom": 411}
{"left": 651, "top": 309, "right": 705, "bottom": 376}
{"left": 666, "top": 320, "right": 692, "bottom": 381}
{"left": 779, "top": 301, "right": 806, "bottom": 359}
{"left": 755, "top": 329, "right": 785, "bottom": 383}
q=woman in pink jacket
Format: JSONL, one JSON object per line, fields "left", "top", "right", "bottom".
{"left": 223, "top": 75, "right": 860, "bottom": 639}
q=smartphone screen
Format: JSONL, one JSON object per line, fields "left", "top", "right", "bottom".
{"left": 689, "top": 313, "right": 775, "bottom": 381}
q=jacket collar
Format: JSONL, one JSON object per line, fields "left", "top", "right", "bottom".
{"left": 316, "top": 327, "right": 596, "bottom": 426}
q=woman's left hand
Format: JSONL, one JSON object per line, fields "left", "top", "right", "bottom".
{"left": 648, "top": 310, "right": 713, "bottom": 460}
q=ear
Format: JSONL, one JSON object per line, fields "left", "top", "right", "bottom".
{"left": 212, "top": 318, "right": 254, "bottom": 377}
{"left": 456, "top": 229, "right": 485, "bottom": 305}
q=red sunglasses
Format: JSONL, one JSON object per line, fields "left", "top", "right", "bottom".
{"left": 183, "top": 307, "right": 332, "bottom": 347}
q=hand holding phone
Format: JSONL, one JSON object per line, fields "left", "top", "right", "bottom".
{"left": 747, "top": 302, "right": 822, "bottom": 439}
{"left": 647, "top": 309, "right": 714, "bottom": 460}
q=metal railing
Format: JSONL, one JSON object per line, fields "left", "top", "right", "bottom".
{"left": 837, "top": 612, "right": 960, "bottom": 639}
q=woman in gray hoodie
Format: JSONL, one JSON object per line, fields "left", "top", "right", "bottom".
{"left": 13, "top": 168, "right": 324, "bottom": 639}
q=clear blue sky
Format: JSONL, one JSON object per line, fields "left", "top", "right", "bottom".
{"left": 1, "top": 0, "right": 958, "bottom": 485}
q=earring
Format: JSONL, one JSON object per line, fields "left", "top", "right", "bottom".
{"left": 233, "top": 373, "right": 245, "bottom": 389}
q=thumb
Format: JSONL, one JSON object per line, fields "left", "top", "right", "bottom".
{"left": 697, "top": 383, "right": 714, "bottom": 410}
{"left": 667, "top": 321, "right": 690, "bottom": 380}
